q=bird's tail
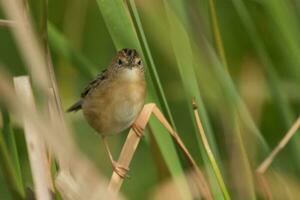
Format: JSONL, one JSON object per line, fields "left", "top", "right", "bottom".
{"left": 66, "top": 99, "right": 83, "bottom": 112}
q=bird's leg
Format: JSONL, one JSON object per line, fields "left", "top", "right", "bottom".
{"left": 132, "top": 121, "right": 144, "bottom": 137}
{"left": 102, "top": 137, "right": 129, "bottom": 179}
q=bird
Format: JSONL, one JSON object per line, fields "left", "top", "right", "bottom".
{"left": 67, "top": 48, "right": 146, "bottom": 178}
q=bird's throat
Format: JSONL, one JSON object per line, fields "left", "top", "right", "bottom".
{"left": 120, "top": 68, "right": 143, "bottom": 82}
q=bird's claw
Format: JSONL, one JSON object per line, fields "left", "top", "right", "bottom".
{"left": 132, "top": 123, "right": 144, "bottom": 138}
{"left": 112, "top": 160, "right": 130, "bottom": 179}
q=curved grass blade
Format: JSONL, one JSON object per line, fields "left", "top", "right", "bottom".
{"left": 205, "top": 41, "right": 269, "bottom": 154}
{"left": 261, "top": 0, "right": 300, "bottom": 81}
{"left": 208, "top": 0, "right": 228, "bottom": 71}
{"left": 207, "top": 0, "right": 255, "bottom": 198}
{"left": 0, "top": 126, "right": 25, "bottom": 200}
{"left": 48, "top": 22, "right": 97, "bottom": 78}
{"left": 1, "top": 110, "right": 24, "bottom": 194}
{"left": 127, "top": 0, "right": 175, "bottom": 126}
{"left": 230, "top": 0, "right": 300, "bottom": 169}
{"left": 193, "top": 100, "right": 231, "bottom": 199}
{"left": 160, "top": 1, "right": 225, "bottom": 199}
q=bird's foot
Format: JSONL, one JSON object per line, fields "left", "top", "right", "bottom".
{"left": 112, "top": 160, "right": 129, "bottom": 179}
{"left": 132, "top": 122, "right": 144, "bottom": 138}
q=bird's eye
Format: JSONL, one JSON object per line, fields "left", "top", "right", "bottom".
{"left": 137, "top": 60, "right": 142, "bottom": 65}
{"left": 118, "top": 59, "right": 123, "bottom": 65}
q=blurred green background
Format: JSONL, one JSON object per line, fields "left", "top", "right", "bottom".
{"left": 1, "top": 0, "right": 300, "bottom": 199}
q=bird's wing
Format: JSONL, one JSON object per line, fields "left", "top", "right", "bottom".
{"left": 67, "top": 69, "right": 108, "bottom": 112}
{"left": 81, "top": 69, "right": 108, "bottom": 98}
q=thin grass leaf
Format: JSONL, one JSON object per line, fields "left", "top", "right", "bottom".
{"left": 48, "top": 22, "right": 97, "bottom": 78}
{"left": 165, "top": 0, "right": 223, "bottom": 168}
{"left": 206, "top": 1, "right": 255, "bottom": 198}
{"left": 0, "top": 139, "right": 25, "bottom": 200}
{"left": 192, "top": 100, "right": 230, "bottom": 200}
{"left": 152, "top": 105, "right": 213, "bottom": 199}
{"left": 207, "top": 0, "right": 228, "bottom": 70}
{"left": 257, "top": 117, "right": 300, "bottom": 174}
{"left": 1, "top": 110, "right": 24, "bottom": 194}
{"left": 0, "top": 126, "right": 25, "bottom": 200}
{"left": 127, "top": 0, "right": 175, "bottom": 127}
{"left": 160, "top": 1, "right": 225, "bottom": 198}
{"left": 205, "top": 41, "right": 270, "bottom": 153}
{"left": 233, "top": 117, "right": 256, "bottom": 200}
{"left": 261, "top": 0, "right": 300, "bottom": 81}
{"left": 230, "top": 0, "right": 300, "bottom": 168}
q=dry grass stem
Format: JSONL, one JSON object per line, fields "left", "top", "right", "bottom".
{"left": 0, "top": 0, "right": 115, "bottom": 197}
{"left": 0, "top": 0, "right": 50, "bottom": 90}
{"left": 0, "top": 19, "right": 15, "bottom": 27}
{"left": 0, "top": 70, "right": 118, "bottom": 200}
{"left": 3, "top": 0, "right": 66, "bottom": 131}
{"left": 47, "top": 87, "right": 68, "bottom": 170}
{"left": 150, "top": 170, "right": 204, "bottom": 200}
{"left": 109, "top": 103, "right": 155, "bottom": 192}
{"left": 14, "top": 76, "right": 54, "bottom": 200}
{"left": 192, "top": 99, "right": 230, "bottom": 199}
{"left": 151, "top": 106, "right": 213, "bottom": 200}
{"left": 257, "top": 116, "right": 300, "bottom": 174}
{"left": 109, "top": 103, "right": 212, "bottom": 200}
{"left": 45, "top": 39, "right": 66, "bottom": 128}
{"left": 255, "top": 117, "right": 300, "bottom": 200}
{"left": 46, "top": 84, "right": 118, "bottom": 200}
{"left": 56, "top": 168, "right": 122, "bottom": 200}
{"left": 55, "top": 171, "right": 80, "bottom": 200}
{"left": 256, "top": 173, "right": 273, "bottom": 200}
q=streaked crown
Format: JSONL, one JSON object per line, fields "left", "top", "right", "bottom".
{"left": 113, "top": 48, "right": 143, "bottom": 70}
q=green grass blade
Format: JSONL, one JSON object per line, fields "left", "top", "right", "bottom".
{"left": 234, "top": 117, "right": 256, "bottom": 199}
{"left": 161, "top": 2, "right": 225, "bottom": 198}
{"left": 1, "top": 111, "right": 24, "bottom": 193}
{"left": 127, "top": 0, "right": 175, "bottom": 127}
{"left": 262, "top": 0, "right": 300, "bottom": 81}
{"left": 205, "top": 40, "right": 270, "bottom": 154}
{"left": 230, "top": 0, "right": 300, "bottom": 168}
{"left": 48, "top": 22, "right": 97, "bottom": 78}
{"left": 194, "top": 102, "right": 231, "bottom": 199}
{"left": 164, "top": 0, "right": 223, "bottom": 167}
{"left": 208, "top": 0, "right": 228, "bottom": 71}
{"left": 207, "top": 0, "right": 255, "bottom": 198}
{"left": 0, "top": 124, "right": 25, "bottom": 199}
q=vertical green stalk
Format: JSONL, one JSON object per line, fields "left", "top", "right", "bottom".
{"left": 1, "top": 110, "right": 25, "bottom": 199}
{"left": 127, "top": 0, "right": 176, "bottom": 127}
{"left": 193, "top": 102, "right": 231, "bottom": 199}
{"left": 208, "top": 0, "right": 228, "bottom": 71}
{"left": 207, "top": 0, "right": 255, "bottom": 198}
{"left": 161, "top": 1, "right": 223, "bottom": 198}
{"left": 47, "top": 23, "right": 97, "bottom": 78}
{"left": 38, "top": 1, "right": 60, "bottom": 198}
{"left": 263, "top": 0, "right": 300, "bottom": 82}
{"left": 205, "top": 41, "right": 269, "bottom": 153}
{"left": 234, "top": 116, "right": 256, "bottom": 199}
{"left": 230, "top": 0, "right": 300, "bottom": 169}
{"left": 0, "top": 127, "right": 25, "bottom": 200}
{"left": 165, "top": 0, "right": 223, "bottom": 168}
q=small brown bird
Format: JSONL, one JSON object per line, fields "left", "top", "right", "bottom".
{"left": 67, "top": 48, "right": 146, "bottom": 177}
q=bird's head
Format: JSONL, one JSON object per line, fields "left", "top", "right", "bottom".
{"left": 112, "top": 48, "right": 144, "bottom": 71}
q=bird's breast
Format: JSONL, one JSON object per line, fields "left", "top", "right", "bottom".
{"left": 112, "top": 80, "right": 145, "bottom": 125}
{"left": 82, "top": 76, "right": 146, "bottom": 136}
